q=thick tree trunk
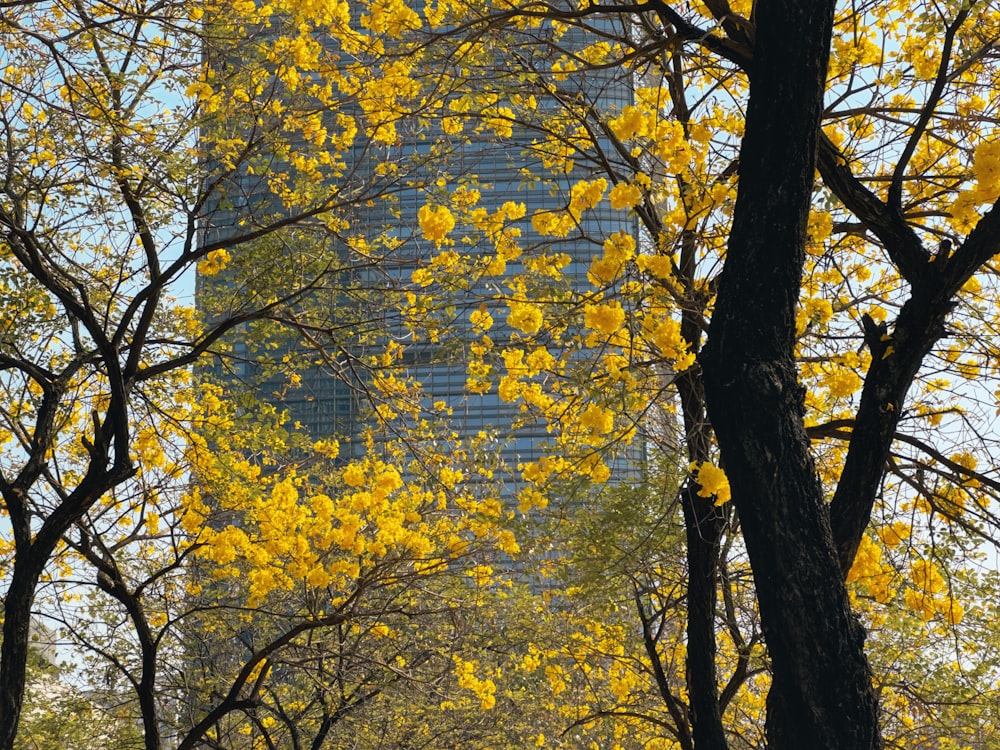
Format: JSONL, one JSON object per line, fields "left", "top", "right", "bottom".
{"left": 699, "top": 0, "right": 881, "bottom": 748}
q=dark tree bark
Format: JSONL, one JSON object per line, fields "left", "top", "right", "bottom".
{"left": 679, "top": 480, "right": 727, "bottom": 750}
{"left": 815, "top": 127, "right": 1000, "bottom": 579}
{"left": 0, "top": 476, "right": 132, "bottom": 750}
{"left": 670, "top": 52, "right": 730, "bottom": 745}
{"left": 699, "top": 0, "right": 881, "bottom": 748}
{"left": 676, "top": 266, "right": 728, "bottom": 750}
{"left": 87, "top": 540, "right": 164, "bottom": 750}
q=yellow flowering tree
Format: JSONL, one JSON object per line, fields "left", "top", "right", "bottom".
{"left": 370, "top": 1, "right": 1000, "bottom": 747}
{"left": 10, "top": 0, "right": 1000, "bottom": 748}
{"left": 0, "top": 0, "right": 480, "bottom": 747}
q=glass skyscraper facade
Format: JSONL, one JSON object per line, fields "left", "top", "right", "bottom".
{"left": 200, "top": 11, "right": 638, "bottom": 487}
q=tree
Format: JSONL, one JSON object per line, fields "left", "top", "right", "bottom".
{"left": 8, "top": 0, "right": 1000, "bottom": 748}
{"left": 378, "top": 1, "right": 1000, "bottom": 747}
{"left": 697, "top": 2, "right": 880, "bottom": 746}
{"left": 0, "top": 0, "right": 475, "bottom": 745}
{"left": 1, "top": 3, "right": 604, "bottom": 747}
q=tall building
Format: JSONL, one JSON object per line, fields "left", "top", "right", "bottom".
{"left": 199, "top": 10, "right": 638, "bottom": 488}
{"left": 188, "top": 14, "right": 642, "bottom": 742}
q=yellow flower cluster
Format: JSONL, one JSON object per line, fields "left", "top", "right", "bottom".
{"left": 469, "top": 307, "right": 493, "bottom": 333}
{"left": 187, "top": 452, "right": 435, "bottom": 605}
{"left": 583, "top": 300, "right": 626, "bottom": 337}
{"left": 641, "top": 313, "right": 693, "bottom": 369}
{"left": 453, "top": 657, "right": 497, "bottom": 710}
{"left": 691, "top": 461, "right": 731, "bottom": 506}
{"left": 197, "top": 248, "right": 231, "bottom": 276}
{"left": 507, "top": 298, "right": 544, "bottom": 335}
{"left": 608, "top": 105, "right": 648, "bottom": 141}
{"left": 846, "top": 534, "right": 895, "bottom": 604}
{"left": 360, "top": 0, "right": 421, "bottom": 36}
{"left": 531, "top": 179, "right": 608, "bottom": 237}
{"left": 904, "top": 558, "right": 963, "bottom": 624}
{"left": 829, "top": 31, "right": 884, "bottom": 80}
{"left": 576, "top": 403, "right": 615, "bottom": 437}
{"left": 822, "top": 367, "right": 862, "bottom": 400}
{"left": 472, "top": 200, "right": 526, "bottom": 275}
{"left": 569, "top": 177, "right": 607, "bottom": 214}
{"left": 634, "top": 253, "right": 674, "bottom": 281}
{"left": 952, "top": 140, "right": 1000, "bottom": 231}
{"left": 797, "top": 296, "right": 834, "bottom": 335}
{"left": 418, "top": 204, "right": 456, "bottom": 245}
{"left": 608, "top": 181, "right": 643, "bottom": 210}
{"left": 531, "top": 208, "right": 574, "bottom": 237}
{"left": 588, "top": 230, "right": 636, "bottom": 285}
{"left": 520, "top": 454, "right": 570, "bottom": 485}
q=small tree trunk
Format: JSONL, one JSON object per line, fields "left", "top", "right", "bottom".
{"left": 677, "top": 354, "right": 728, "bottom": 750}
{"left": 0, "top": 554, "right": 47, "bottom": 750}
{"left": 680, "top": 482, "right": 728, "bottom": 750}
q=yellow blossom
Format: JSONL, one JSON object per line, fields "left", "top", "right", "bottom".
{"left": 418, "top": 204, "right": 456, "bottom": 245}
{"left": 692, "top": 461, "right": 731, "bottom": 505}
{"left": 584, "top": 301, "right": 626, "bottom": 335}
{"left": 609, "top": 182, "right": 643, "bottom": 210}
{"left": 508, "top": 300, "right": 544, "bottom": 334}
{"left": 197, "top": 248, "right": 231, "bottom": 276}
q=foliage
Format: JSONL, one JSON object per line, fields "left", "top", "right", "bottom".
{"left": 14, "top": 646, "right": 140, "bottom": 750}
{"left": 6, "top": 0, "right": 1000, "bottom": 748}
